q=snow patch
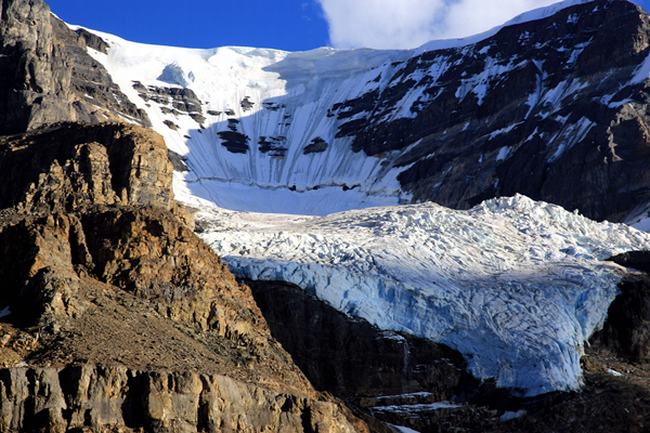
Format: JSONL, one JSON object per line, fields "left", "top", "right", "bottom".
{"left": 375, "top": 392, "right": 433, "bottom": 402}
{"left": 633, "top": 215, "right": 650, "bottom": 232}
{"left": 631, "top": 50, "right": 650, "bottom": 85}
{"left": 373, "top": 402, "right": 463, "bottom": 413}
{"left": 496, "top": 146, "right": 512, "bottom": 161}
{"left": 500, "top": 410, "right": 527, "bottom": 422}
{"left": 607, "top": 368, "right": 624, "bottom": 377}
{"left": 390, "top": 425, "right": 420, "bottom": 433}
{"left": 548, "top": 116, "right": 594, "bottom": 162}
{"left": 490, "top": 123, "right": 520, "bottom": 140}
{"left": 455, "top": 56, "right": 518, "bottom": 105}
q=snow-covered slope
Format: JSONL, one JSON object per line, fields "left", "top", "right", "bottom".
{"left": 191, "top": 194, "right": 650, "bottom": 396}
{"left": 78, "top": 32, "right": 409, "bottom": 214}
{"left": 70, "top": 0, "right": 619, "bottom": 216}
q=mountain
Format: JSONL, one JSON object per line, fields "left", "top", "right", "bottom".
{"left": 74, "top": 0, "right": 650, "bottom": 222}
{"left": 0, "top": 2, "right": 369, "bottom": 431}
{"left": 3, "top": 0, "right": 650, "bottom": 432}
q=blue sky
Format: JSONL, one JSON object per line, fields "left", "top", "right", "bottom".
{"left": 49, "top": 0, "right": 331, "bottom": 51}
{"left": 49, "top": 0, "right": 650, "bottom": 51}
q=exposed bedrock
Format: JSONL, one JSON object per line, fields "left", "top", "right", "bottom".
{"left": 0, "top": 0, "right": 149, "bottom": 135}
{"left": 0, "top": 123, "right": 174, "bottom": 218}
{"left": 133, "top": 82, "right": 206, "bottom": 125}
{"left": 329, "top": 0, "right": 650, "bottom": 222}
{"left": 593, "top": 251, "right": 650, "bottom": 363}
{"left": 0, "top": 365, "right": 363, "bottom": 433}
{"left": 0, "top": 122, "right": 371, "bottom": 432}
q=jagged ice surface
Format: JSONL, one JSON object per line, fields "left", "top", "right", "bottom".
{"left": 194, "top": 195, "right": 650, "bottom": 396}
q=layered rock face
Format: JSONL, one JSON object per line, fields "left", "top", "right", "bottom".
{"left": 1, "top": 366, "right": 362, "bottom": 433}
{"left": 0, "top": 123, "right": 366, "bottom": 433}
{"left": 0, "top": 123, "right": 172, "bottom": 216}
{"left": 0, "top": 0, "right": 148, "bottom": 135}
{"left": 331, "top": 0, "right": 650, "bottom": 222}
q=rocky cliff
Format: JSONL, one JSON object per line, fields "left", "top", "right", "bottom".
{"left": 0, "top": 123, "right": 171, "bottom": 216}
{"left": 594, "top": 251, "right": 650, "bottom": 363}
{"left": 1, "top": 366, "right": 363, "bottom": 433}
{"left": 333, "top": 0, "right": 650, "bottom": 222}
{"left": 0, "top": 0, "right": 148, "bottom": 135}
{"left": 0, "top": 123, "right": 368, "bottom": 433}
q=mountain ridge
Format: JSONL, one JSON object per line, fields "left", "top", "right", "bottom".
{"left": 72, "top": 0, "right": 650, "bottom": 222}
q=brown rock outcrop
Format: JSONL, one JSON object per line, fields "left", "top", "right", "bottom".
{"left": 0, "top": 123, "right": 173, "bottom": 217}
{"left": 0, "top": 365, "right": 362, "bottom": 433}
{"left": 0, "top": 123, "right": 369, "bottom": 432}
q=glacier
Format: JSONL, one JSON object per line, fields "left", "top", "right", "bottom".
{"left": 190, "top": 194, "right": 650, "bottom": 396}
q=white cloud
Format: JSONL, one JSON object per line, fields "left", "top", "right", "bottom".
{"left": 316, "top": 0, "right": 565, "bottom": 49}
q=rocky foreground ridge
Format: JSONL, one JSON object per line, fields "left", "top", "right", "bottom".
{"left": 0, "top": 123, "right": 367, "bottom": 433}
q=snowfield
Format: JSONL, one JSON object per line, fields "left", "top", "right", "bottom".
{"left": 78, "top": 31, "right": 410, "bottom": 215}
{"left": 70, "top": 0, "right": 607, "bottom": 216}
{"left": 190, "top": 194, "right": 650, "bottom": 396}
